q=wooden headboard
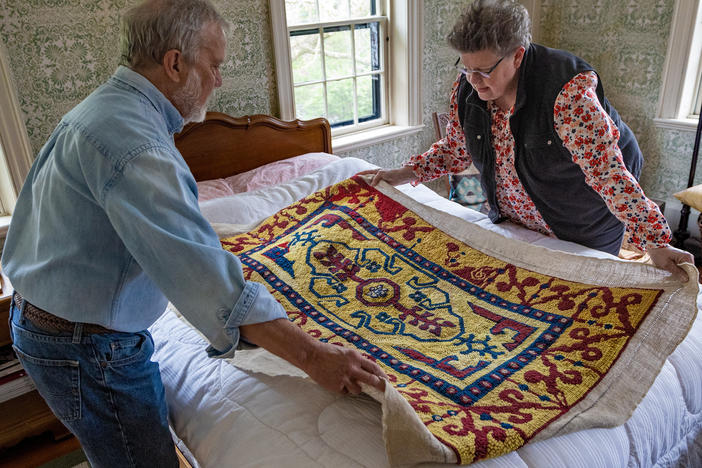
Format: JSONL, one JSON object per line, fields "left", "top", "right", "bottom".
{"left": 174, "top": 112, "right": 333, "bottom": 181}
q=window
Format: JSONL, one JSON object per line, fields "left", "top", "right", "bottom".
{"left": 655, "top": 0, "right": 702, "bottom": 129}
{"left": 271, "top": 0, "right": 423, "bottom": 150}
{"left": 286, "top": 1, "right": 386, "bottom": 133}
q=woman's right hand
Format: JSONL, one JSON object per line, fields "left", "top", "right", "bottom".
{"left": 358, "top": 166, "right": 417, "bottom": 187}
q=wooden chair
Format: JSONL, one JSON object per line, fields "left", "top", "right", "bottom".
{"left": 431, "top": 111, "right": 450, "bottom": 140}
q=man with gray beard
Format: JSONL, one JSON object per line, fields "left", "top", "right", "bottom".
{"left": 2, "top": 1, "right": 386, "bottom": 466}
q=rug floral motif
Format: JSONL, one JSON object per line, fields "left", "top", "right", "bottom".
{"left": 220, "top": 176, "right": 695, "bottom": 465}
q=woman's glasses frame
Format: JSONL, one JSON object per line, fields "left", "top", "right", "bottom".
{"left": 454, "top": 55, "right": 506, "bottom": 79}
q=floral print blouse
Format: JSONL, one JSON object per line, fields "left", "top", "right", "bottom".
{"left": 406, "top": 72, "right": 670, "bottom": 251}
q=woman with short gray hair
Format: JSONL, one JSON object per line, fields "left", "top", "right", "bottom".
{"left": 447, "top": 0, "right": 531, "bottom": 54}
{"left": 364, "top": 0, "right": 692, "bottom": 281}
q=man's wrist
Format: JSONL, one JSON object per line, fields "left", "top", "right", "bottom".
{"left": 279, "top": 320, "right": 319, "bottom": 372}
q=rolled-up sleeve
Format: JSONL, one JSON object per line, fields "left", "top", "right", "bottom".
{"left": 208, "top": 281, "right": 287, "bottom": 358}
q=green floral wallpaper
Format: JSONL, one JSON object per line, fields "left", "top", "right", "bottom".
{"left": 0, "top": 0, "right": 695, "bottom": 200}
{"left": 0, "top": 0, "right": 279, "bottom": 152}
{"left": 0, "top": 0, "right": 468, "bottom": 196}
{"left": 538, "top": 0, "right": 696, "bottom": 200}
{"left": 0, "top": 0, "right": 126, "bottom": 152}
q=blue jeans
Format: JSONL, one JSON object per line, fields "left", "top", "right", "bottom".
{"left": 9, "top": 297, "right": 178, "bottom": 468}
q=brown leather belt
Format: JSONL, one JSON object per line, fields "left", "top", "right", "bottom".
{"left": 13, "top": 291, "right": 115, "bottom": 335}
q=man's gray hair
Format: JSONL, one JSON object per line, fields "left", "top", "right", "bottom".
{"left": 447, "top": 0, "right": 531, "bottom": 54}
{"left": 120, "top": 0, "right": 229, "bottom": 70}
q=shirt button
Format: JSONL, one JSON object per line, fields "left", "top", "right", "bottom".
{"left": 477, "top": 135, "right": 482, "bottom": 140}
{"left": 547, "top": 140, "right": 552, "bottom": 145}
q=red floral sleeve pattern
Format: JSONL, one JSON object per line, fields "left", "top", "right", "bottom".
{"left": 406, "top": 75, "right": 473, "bottom": 184}
{"left": 554, "top": 71, "right": 671, "bottom": 251}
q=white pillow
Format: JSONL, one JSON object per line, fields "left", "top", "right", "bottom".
{"left": 199, "top": 157, "right": 378, "bottom": 226}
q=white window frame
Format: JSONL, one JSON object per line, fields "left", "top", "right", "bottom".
{"left": 693, "top": 52, "right": 702, "bottom": 118}
{"left": 0, "top": 42, "right": 33, "bottom": 236}
{"left": 270, "top": 0, "right": 423, "bottom": 152}
{"left": 654, "top": 0, "right": 702, "bottom": 131}
{"left": 287, "top": 14, "right": 390, "bottom": 136}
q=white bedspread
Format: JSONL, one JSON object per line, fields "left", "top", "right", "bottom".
{"left": 150, "top": 157, "right": 702, "bottom": 467}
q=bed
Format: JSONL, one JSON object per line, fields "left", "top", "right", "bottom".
{"left": 150, "top": 112, "right": 702, "bottom": 467}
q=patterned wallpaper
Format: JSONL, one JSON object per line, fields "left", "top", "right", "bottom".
{"left": 538, "top": 0, "right": 697, "bottom": 200}
{"left": 0, "top": 0, "right": 460, "bottom": 170}
{"left": 0, "top": 0, "right": 126, "bottom": 153}
{"left": 0, "top": 0, "right": 280, "bottom": 152}
{"left": 0, "top": 0, "right": 695, "bottom": 200}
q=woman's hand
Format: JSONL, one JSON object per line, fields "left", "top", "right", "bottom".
{"left": 358, "top": 166, "right": 417, "bottom": 187}
{"left": 647, "top": 245, "right": 695, "bottom": 282}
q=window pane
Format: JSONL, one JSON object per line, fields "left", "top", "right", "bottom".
{"left": 349, "top": 0, "right": 376, "bottom": 18}
{"left": 285, "top": 0, "right": 318, "bottom": 26}
{"left": 357, "top": 74, "right": 380, "bottom": 121}
{"left": 319, "top": 0, "right": 349, "bottom": 22}
{"left": 323, "top": 26, "right": 353, "bottom": 79}
{"left": 294, "top": 83, "right": 325, "bottom": 120}
{"left": 327, "top": 79, "right": 354, "bottom": 127}
{"left": 354, "top": 22, "right": 380, "bottom": 74}
{"left": 290, "top": 31, "right": 323, "bottom": 84}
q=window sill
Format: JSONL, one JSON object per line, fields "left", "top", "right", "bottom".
{"left": 653, "top": 117, "right": 700, "bottom": 132}
{"left": 333, "top": 124, "right": 424, "bottom": 153}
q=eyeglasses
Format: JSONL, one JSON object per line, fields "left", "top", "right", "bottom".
{"left": 454, "top": 55, "right": 506, "bottom": 79}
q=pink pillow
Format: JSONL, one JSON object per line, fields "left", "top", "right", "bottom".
{"left": 197, "top": 152, "right": 339, "bottom": 201}
{"left": 225, "top": 152, "right": 340, "bottom": 193}
{"left": 197, "top": 178, "right": 236, "bottom": 202}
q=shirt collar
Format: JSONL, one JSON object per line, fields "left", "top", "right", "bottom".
{"left": 110, "top": 65, "right": 185, "bottom": 134}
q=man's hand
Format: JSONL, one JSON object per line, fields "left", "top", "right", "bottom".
{"left": 358, "top": 166, "right": 416, "bottom": 187}
{"left": 647, "top": 245, "right": 695, "bottom": 282}
{"left": 241, "top": 318, "right": 387, "bottom": 395}
{"left": 304, "top": 341, "right": 386, "bottom": 394}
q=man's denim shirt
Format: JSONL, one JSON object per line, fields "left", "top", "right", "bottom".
{"left": 1, "top": 66, "right": 286, "bottom": 357}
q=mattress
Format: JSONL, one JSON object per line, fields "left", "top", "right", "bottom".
{"left": 150, "top": 157, "right": 702, "bottom": 467}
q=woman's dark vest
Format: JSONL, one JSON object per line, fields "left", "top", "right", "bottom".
{"left": 457, "top": 43, "right": 643, "bottom": 255}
